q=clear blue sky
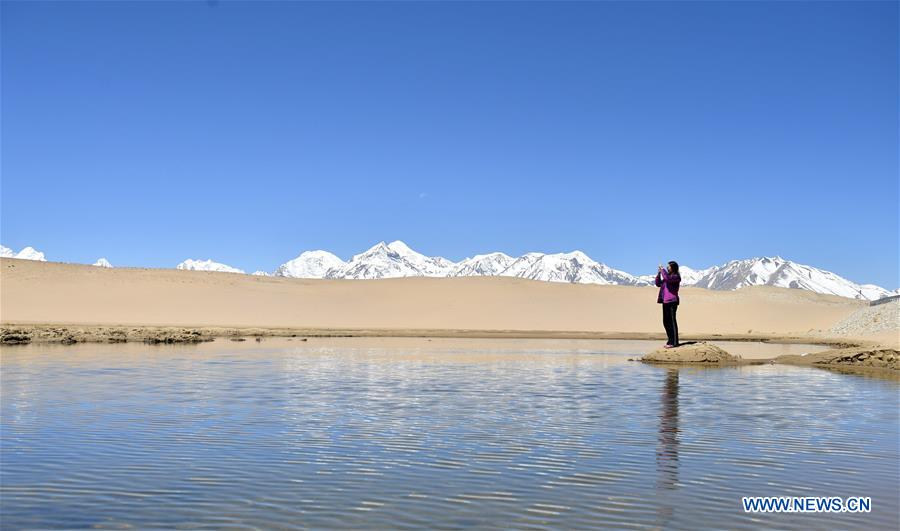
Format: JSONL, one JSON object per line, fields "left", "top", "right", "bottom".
{"left": 2, "top": 1, "right": 897, "bottom": 286}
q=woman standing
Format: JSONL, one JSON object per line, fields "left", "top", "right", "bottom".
{"left": 655, "top": 261, "right": 681, "bottom": 348}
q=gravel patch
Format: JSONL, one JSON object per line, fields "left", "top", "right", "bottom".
{"left": 828, "top": 300, "right": 899, "bottom": 337}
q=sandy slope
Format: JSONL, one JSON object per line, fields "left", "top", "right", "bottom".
{"left": 1, "top": 258, "right": 878, "bottom": 344}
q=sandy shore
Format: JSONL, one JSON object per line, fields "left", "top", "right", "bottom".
{"left": 1, "top": 259, "right": 896, "bottom": 370}
{"left": 0, "top": 323, "right": 855, "bottom": 347}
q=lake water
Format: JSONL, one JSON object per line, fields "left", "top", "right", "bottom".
{"left": 2, "top": 338, "right": 898, "bottom": 529}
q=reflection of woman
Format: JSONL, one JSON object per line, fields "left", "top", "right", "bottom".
{"left": 655, "top": 261, "right": 681, "bottom": 348}
{"left": 656, "top": 369, "right": 680, "bottom": 527}
{"left": 659, "top": 369, "right": 678, "bottom": 470}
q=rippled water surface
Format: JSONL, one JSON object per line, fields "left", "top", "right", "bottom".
{"left": 2, "top": 338, "right": 898, "bottom": 529}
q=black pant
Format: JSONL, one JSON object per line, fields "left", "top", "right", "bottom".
{"left": 662, "top": 302, "right": 679, "bottom": 346}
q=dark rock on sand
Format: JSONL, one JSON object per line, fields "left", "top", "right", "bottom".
{"left": 641, "top": 342, "right": 741, "bottom": 364}
{"left": 144, "top": 329, "right": 211, "bottom": 344}
{"left": 2, "top": 325, "right": 216, "bottom": 345}
{"left": 107, "top": 331, "right": 128, "bottom": 343}
{"left": 1, "top": 329, "right": 32, "bottom": 345}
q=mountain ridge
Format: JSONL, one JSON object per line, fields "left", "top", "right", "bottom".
{"left": 2, "top": 242, "right": 895, "bottom": 301}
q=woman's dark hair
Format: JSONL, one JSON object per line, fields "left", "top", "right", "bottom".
{"left": 667, "top": 261, "right": 679, "bottom": 274}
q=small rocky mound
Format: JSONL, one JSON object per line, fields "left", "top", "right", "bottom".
{"left": 641, "top": 342, "right": 741, "bottom": 364}
{"left": 1, "top": 328, "right": 32, "bottom": 345}
{"left": 778, "top": 348, "right": 898, "bottom": 371}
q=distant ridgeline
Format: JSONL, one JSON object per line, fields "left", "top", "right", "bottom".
{"left": 2, "top": 241, "right": 897, "bottom": 302}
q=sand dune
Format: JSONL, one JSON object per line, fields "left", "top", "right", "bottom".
{"left": 2, "top": 258, "right": 881, "bottom": 345}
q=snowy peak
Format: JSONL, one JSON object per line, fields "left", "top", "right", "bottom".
{"left": 335, "top": 240, "right": 453, "bottom": 279}
{"left": 275, "top": 250, "right": 345, "bottom": 278}
{"left": 678, "top": 265, "right": 713, "bottom": 285}
{"left": 385, "top": 240, "right": 454, "bottom": 276}
{"left": 499, "top": 252, "right": 546, "bottom": 278}
{"left": 176, "top": 259, "right": 244, "bottom": 274}
{"left": 0, "top": 245, "right": 46, "bottom": 261}
{"left": 17, "top": 247, "right": 45, "bottom": 261}
{"left": 638, "top": 265, "right": 711, "bottom": 286}
{"left": 359, "top": 241, "right": 390, "bottom": 257}
{"left": 386, "top": 240, "right": 415, "bottom": 255}
{"left": 337, "top": 241, "right": 426, "bottom": 279}
{"left": 859, "top": 284, "right": 900, "bottom": 301}
{"left": 691, "top": 256, "right": 891, "bottom": 301}
{"left": 501, "top": 251, "right": 648, "bottom": 286}
{"left": 452, "top": 252, "right": 516, "bottom": 277}
{"left": 93, "top": 258, "right": 113, "bottom": 268}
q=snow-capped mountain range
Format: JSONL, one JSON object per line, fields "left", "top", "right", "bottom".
{"left": 501, "top": 251, "right": 646, "bottom": 286}
{"left": 2, "top": 242, "right": 896, "bottom": 301}
{"left": 264, "top": 241, "right": 895, "bottom": 301}
{"left": 687, "top": 257, "right": 897, "bottom": 302}
{"left": 176, "top": 259, "right": 245, "bottom": 274}
{"left": 1, "top": 245, "right": 46, "bottom": 261}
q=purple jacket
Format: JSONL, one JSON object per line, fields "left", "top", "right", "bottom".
{"left": 656, "top": 269, "right": 681, "bottom": 304}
